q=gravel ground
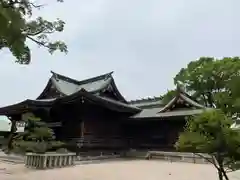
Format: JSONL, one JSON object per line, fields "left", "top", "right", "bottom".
{"left": 1, "top": 159, "right": 240, "bottom": 180}
{"left": 0, "top": 160, "right": 222, "bottom": 180}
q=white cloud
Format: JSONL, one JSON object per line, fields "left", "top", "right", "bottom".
{"left": 0, "top": 0, "right": 239, "bottom": 106}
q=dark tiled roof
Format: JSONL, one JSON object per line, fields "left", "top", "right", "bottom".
{"left": 0, "top": 99, "right": 55, "bottom": 115}
{"left": 51, "top": 75, "right": 112, "bottom": 95}
{"left": 38, "top": 71, "right": 128, "bottom": 103}
{"left": 0, "top": 71, "right": 141, "bottom": 116}
{"left": 53, "top": 89, "right": 140, "bottom": 113}
{"left": 0, "top": 90, "right": 140, "bottom": 116}
{"left": 128, "top": 97, "right": 163, "bottom": 109}
{"left": 131, "top": 87, "right": 208, "bottom": 119}
{"left": 132, "top": 108, "right": 212, "bottom": 119}
{"left": 131, "top": 107, "right": 161, "bottom": 118}
{"left": 50, "top": 71, "right": 113, "bottom": 95}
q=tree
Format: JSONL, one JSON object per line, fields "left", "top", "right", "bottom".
{"left": 176, "top": 109, "right": 240, "bottom": 180}
{"left": 11, "top": 112, "right": 63, "bottom": 154}
{"left": 0, "top": 0, "right": 67, "bottom": 64}
{"left": 171, "top": 57, "right": 240, "bottom": 117}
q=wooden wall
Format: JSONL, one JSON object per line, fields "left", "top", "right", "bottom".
{"left": 48, "top": 101, "right": 189, "bottom": 151}
{"left": 81, "top": 106, "right": 127, "bottom": 149}
{"left": 124, "top": 118, "right": 186, "bottom": 150}
{"left": 50, "top": 102, "right": 128, "bottom": 150}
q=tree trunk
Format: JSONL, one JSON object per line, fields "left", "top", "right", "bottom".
{"left": 218, "top": 169, "right": 223, "bottom": 180}
{"left": 216, "top": 154, "right": 229, "bottom": 180}
{"left": 220, "top": 165, "right": 229, "bottom": 180}
{"left": 215, "top": 154, "right": 224, "bottom": 180}
{"left": 7, "top": 119, "right": 17, "bottom": 151}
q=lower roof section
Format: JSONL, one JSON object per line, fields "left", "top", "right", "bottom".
{"left": 0, "top": 99, "right": 55, "bottom": 115}
{"left": 128, "top": 97, "right": 163, "bottom": 109}
{"left": 0, "top": 89, "right": 140, "bottom": 116}
{"left": 131, "top": 107, "right": 213, "bottom": 119}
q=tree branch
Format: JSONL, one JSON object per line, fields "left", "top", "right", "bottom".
{"left": 26, "top": 35, "right": 50, "bottom": 49}
{"left": 29, "top": 2, "right": 45, "bottom": 8}
{"left": 195, "top": 153, "right": 220, "bottom": 170}
{"left": 24, "top": 28, "right": 54, "bottom": 36}
{"left": 26, "top": 35, "right": 67, "bottom": 54}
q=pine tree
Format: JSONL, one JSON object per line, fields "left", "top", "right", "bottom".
{"left": 12, "top": 113, "right": 63, "bottom": 154}
{"left": 176, "top": 110, "right": 240, "bottom": 180}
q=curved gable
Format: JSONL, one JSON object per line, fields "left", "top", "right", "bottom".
{"left": 159, "top": 86, "right": 206, "bottom": 113}
{"left": 37, "top": 71, "right": 128, "bottom": 103}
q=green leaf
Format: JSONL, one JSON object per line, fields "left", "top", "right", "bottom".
{"left": 0, "top": 0, "right": 67, "bottom": 64}
{"left": 176, "top": 109, "right": 240, "bottom": 173}
{"left": 173, "top": 57, "right": 240, "bottom": 116}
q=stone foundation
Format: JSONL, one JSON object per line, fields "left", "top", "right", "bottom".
{"left": 25, "top": 153, "right": 76, "bottom": 169}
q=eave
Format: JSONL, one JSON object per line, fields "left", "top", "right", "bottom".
{"left": 109, "top": 78, "right": 128, "bottom": 103}
{"left": 55, "top": 89, "right": 141, "bottom": 114}
{"left": 131, "top": 108, "right": 212, "bottom": 120}
{"left": 36, "top": 80, "right": 53, "bottom": 99}
{"left": 0, "top": 99, "right": 55, "bottom": 116}
{"left": 0, "top": 89, "right": 140, "bottom": 117}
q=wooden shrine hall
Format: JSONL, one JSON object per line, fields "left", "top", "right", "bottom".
{"left": 0, "top": 71, "right": 210, "bottom": 152}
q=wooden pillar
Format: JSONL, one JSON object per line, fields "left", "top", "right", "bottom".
{"left": 81, "top": 121, "right": 85, "bottom": 138}
{"left": 77, "top": 121, "right": 85, "bottom": 154}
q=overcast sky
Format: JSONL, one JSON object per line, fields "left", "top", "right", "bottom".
{"left": 0, "top": 0, "right": 239, "bottom": 106}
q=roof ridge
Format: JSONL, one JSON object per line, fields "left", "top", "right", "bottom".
{"left": 51, "top": 71, "right": 80, "bottom": 84}
{"left": 129, "top": 96, "right": 162, "bottom": 104}
{"left": 78, "top": 71, "right": 114, "bottom": 85}
{"left": 50, "top": 71, "right": 114, "bottom": 85}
